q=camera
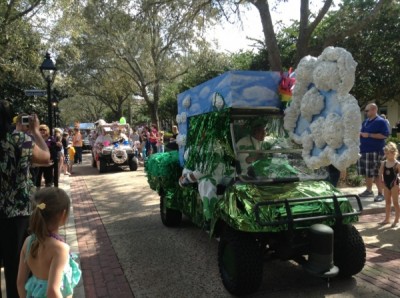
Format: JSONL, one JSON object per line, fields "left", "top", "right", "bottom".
{"left": 21, "top": 115, "right": 30, "bottom": 125}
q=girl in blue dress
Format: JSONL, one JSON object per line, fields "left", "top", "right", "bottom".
{"left": 17, "top": 188, "right": 81, "bottom": 297}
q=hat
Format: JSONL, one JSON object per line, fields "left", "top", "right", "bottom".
{"left": 249, "top": 118, "right": 265, "bottom": 129}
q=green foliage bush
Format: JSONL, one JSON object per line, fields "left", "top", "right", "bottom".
{"left": 386, "top": 136, "right": 400, "bottom": 145}
{"left": 345, "top": 164, "right": 365, "bottom": 187}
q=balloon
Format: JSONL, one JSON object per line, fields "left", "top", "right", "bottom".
{"left": 120, "top": 117, "right": 126, "bottom": 124}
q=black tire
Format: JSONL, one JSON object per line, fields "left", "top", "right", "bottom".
{"left": 160, "top": 192, "right": 182, "bottom": 227}
{"left": 129, "top": 157, "right": 138, "bottom": 171}
{"left": 218, "top": 226, "right": 263, "bottom": 296}
{"left": 98, "top": 159, "right": 106, "bottom": 173}
{"left": 334, "top": 224, "right": 366, "bottom": 278}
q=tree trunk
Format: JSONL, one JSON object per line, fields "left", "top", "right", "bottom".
{"left": 149, "top": 103, "right": 159, "bottom": 128}
{"left": 295, "top": 0, "right": 333, "bottom": 66}
{"left": 251, "top": 0, "right": 282, "bottom": 71}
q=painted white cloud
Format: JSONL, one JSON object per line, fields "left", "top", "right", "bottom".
{"left": 242, "top": 86, "right": 276, "bottom": 101}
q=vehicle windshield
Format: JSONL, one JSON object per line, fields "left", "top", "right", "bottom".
{"left": 98, "top": 124, "right": 130, "bottom": 146}
{"left": 232, "top": 114, "right": 328, "bottom": 182}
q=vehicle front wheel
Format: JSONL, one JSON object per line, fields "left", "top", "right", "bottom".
{"left": 97, "top": 158, "right": 106, "bottom": 173}
{"left": 129, "top": 156, "right": 138, "bottom": 171}
{"left": 218, "top": 226, "right": 263, "bottom": 296}
{"left": 160, "top": 192, "right": 182, "bottom": 227}
{"left": 334, "top": 224, "right": 366, "bottom": 278}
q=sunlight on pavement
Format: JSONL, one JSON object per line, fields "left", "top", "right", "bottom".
{"left": 362, "top": 235, "right": 380, "bottom": 245}
{"left": 142, "top": 201, "right": 158, "bottom": 207}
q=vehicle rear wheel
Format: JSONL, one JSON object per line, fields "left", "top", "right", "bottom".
{"left": 160, "top": 191, "right": 182, "bottom": 227}
{"left": 334, "top": 224, "right": 366, "bottom": 278}
{"left": 129, "top": 156, "right": 138, "bottom": 171}
{"left": 218, "top": 226, "right": 263, "bottom": 296}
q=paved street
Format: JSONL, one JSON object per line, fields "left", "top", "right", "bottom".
{"left": 2, "top": 152, "right": 400, "bottom": 297}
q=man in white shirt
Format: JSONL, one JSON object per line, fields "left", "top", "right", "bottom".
{"left": 236, "top": 124, "right": 266, "bottom": 174}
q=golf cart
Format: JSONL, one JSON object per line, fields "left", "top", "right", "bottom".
{"left": 146, "top": 63, "right": 365, "bottom": 295}
{"left": 92, "top": 121, "right": 138, "bottom": 173}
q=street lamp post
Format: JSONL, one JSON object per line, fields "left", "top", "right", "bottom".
{"left": 40, "top": 52, "right": 58, "bottom": 187}
{"left": 52, "top": 96, "right": 58, "bottom": 128}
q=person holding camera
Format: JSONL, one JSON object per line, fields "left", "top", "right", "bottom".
{"left": 35, "top": 124, "right": 59, "bottom": 188}
{"left": 0, "top": 100, "right": 50, "bottom": 298}
{"left": 15, "top": 113, "right": 31, "bottom": 134}
{"left": 15, "top": 113, "right": 40, "bottom": 186}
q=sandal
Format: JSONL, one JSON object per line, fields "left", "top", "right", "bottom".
{"left": 391, "top": 222, "right": 399, "bottom": 228}
{"left": 379, "top": 221, "right": 390, "bottom": 225}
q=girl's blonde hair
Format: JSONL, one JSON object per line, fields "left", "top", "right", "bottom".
{"left": 384, "top": 142, "right": 399, "bottom": 157}
{"left": 29, "top": 188, "right": 71, "bottom": 258}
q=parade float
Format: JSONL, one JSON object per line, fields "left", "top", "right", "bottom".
{"left": 145, "top": 47, "right": 366, "bottom": 296}
{"left": 91, "top": 119, "right": 138, "bottom": 173}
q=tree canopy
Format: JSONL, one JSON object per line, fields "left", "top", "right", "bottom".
{"left": 1, "top": 0, "right": 399, "bottom": 128}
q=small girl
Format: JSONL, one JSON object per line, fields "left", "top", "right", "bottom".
{"left": 62, "top": 132, "right": 70, "bottom": 175}
{"left": 68, "top": 145, "right": 75, "bottom": 175}
{"left": 55, "top": 131, "right": 64, "bottom": 180}
{"left": 379, "top": 142, "right": 400, "bottom": 227}
{"left": 157, "top": 131, "right": 165, "bottom": 153}
{"left": 17, "top": 188, "right": 81, "bottom": 297}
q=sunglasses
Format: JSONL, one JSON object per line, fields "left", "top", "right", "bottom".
{"left": 364, "top": 110, "right": 369, "bottom": 112}
{"left": 39, "top": 128, "right": 46, "bottom": 131}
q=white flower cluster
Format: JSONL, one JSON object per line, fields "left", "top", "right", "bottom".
{"left": 182, "top": 96, "right": 191, "bottom": 108}
{"left": 176, "top": 134, "right": 186, "bottom": 147}
{"left": 284, "top": 47, "right": 361, "bottom": 171}
{"left": 175, "top": 112, "right": 187, "bottom": 124}
{"left": 213, "top": 92, "right": 225, "bottom": 110}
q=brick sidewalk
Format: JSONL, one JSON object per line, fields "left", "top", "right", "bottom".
{"left": 357, "top": 213, "right": 400, "bottom": 297}
{"left": 71, "top": 176, "right": 134, "bottom": 298}
{"left": 70, "top": 175, "right": 400, "bottom": 298}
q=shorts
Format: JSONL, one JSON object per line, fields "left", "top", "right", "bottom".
{"left": 64, "top": 152, "right": 70, "bottom": 164}
{"left": 357, "top": 152, "right": 383, "bottom": 177}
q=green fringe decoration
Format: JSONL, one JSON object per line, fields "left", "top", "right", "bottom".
{"left": 185, "top": 109, "right": 234, "bottom": 175}
{"left": 145, "top": 151, "right": 181, "bottom": 192}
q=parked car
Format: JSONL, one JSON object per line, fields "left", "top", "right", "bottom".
{"left": 82, "top": 135, "right": 92, "bottom": 152}
{"left": 80, "top": 123, "right": 95, "bottom": 152}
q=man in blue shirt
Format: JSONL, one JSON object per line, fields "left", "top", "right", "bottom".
{"left": 358, "top": 103, "right": 390, "bottom": 202}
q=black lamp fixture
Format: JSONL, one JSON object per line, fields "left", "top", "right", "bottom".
{"left": 39, "top": 52, "right": 58, "bottom": 187}
{"left": 39, "top": 52, "right": 57, "bottom": 135}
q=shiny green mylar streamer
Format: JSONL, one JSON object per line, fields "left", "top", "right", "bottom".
{"left": 213, "top": 180, "right": 357, "bottom": 233}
